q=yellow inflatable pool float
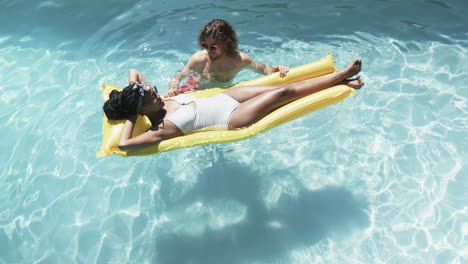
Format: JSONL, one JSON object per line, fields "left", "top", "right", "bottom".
{"left": 97, "top": 54, "right": 355, "bottom": 157}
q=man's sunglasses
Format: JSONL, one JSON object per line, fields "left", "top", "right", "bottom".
{"left": 200, "top": 42, "right": 219, "bottom": 51}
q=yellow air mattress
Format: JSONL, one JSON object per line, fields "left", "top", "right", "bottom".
{"left": 97, "top": 54, "right": 355, "bottom": 157}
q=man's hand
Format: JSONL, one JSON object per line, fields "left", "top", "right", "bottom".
{"left": 273, "top": 65, "right": 290, "bottom": 78}
{"left": 164, "top": 87, "right": 179, "bottom": 98}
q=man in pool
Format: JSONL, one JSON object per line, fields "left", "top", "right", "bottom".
{"left": 165, "top": 19, "right": 290, "bottom": 97}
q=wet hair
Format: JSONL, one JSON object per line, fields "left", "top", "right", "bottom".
{"left": 103, "top": 84, "right": 141, "bottom": 120}
{"left": 199, "top": 19, "right": 238, "bottom": 56}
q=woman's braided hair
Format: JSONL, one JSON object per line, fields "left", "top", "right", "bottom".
{"left": 199, "top": 19, "right": 238, "bottom": 56}
{"left": 103, "top": 84, "right": 141, "bottom": 120}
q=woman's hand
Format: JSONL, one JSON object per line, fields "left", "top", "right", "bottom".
{"left": 118, "top": 115, "right": 138, "bottom": 149}
{"left": 127, "top": 115, "right": 138, "bottom": 121}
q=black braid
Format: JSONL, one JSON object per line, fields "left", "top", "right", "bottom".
{"left": 103, "top": 84, "right": 141, "bottom": 120}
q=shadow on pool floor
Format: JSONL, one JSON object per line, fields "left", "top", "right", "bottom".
{"left": 154, "top": 157, "right": 370, "bottom": 264}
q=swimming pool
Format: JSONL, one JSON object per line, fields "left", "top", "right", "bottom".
{"left": 0, "top": 0, "right": 467, "bottom": 263}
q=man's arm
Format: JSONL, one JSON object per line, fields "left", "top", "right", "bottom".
{"left": 167, "top": 66, "right": 191, "bottom": 97}
{"left": 244, "top": 54, "right": 289, "bottom": 78}
{"left": 166, "top": 52, "right": 205, "bottom": 97}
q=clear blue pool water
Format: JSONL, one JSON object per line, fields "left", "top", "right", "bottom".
{"left": 0, "top": 0, "right": 467, "bottom": 263}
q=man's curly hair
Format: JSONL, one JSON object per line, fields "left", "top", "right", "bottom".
{"left": 198, "top": 19, "right": 238, "bottom": 56}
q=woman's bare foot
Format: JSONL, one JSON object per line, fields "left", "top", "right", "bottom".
{"left": 344, "top": 77, "right": 364, "bottom": 89}
{"left": 341, "top": 59, "right": 362, "bottom": 80}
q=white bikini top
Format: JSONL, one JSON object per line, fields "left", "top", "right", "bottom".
{"left": 164, "top": 94, "right": 197, "bottom": 134}
{"left": 164, "top": 93, "right": 240, "bottom": 134}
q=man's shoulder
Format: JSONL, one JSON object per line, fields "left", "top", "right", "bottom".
{"left": 190, "top": 50, "right": 209, "bottom": 61}
{"left": 237, "top": 51, "right": 253, "bottom": 62}
{"left": 187, "top": 51, "right": 209, "bottom": 69}
{"left": 236, "top": 51, "right": 254, "bottom": 68}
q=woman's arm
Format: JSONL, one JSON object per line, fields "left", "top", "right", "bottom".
{"left": 128, "top": 69, "right": 151, "bottom": 86}
{"left": 118, "top": 117, "right": 183, "bottom": 151}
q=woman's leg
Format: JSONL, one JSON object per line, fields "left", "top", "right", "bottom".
{"left": 228, "top": 59, "right": 363, "bottom": 129}
{"left": 223, "top": 84, "right": 285, "bottom": 103}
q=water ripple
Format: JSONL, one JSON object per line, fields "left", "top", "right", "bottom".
{"left": 1, "top": 0, "right": 467, "bottom": 263}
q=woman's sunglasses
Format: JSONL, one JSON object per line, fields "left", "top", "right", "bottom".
{"left": 200, "top": 42, "right": 219, "bottom": 51}
{"left": 151, "top": 86, "right": 159, "bottom": 96}
{"left": 150, "top": 86, "right": 160, "bottom": 102}
{"left": 133, "top": 82, "right": 159, "bottom": 113}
